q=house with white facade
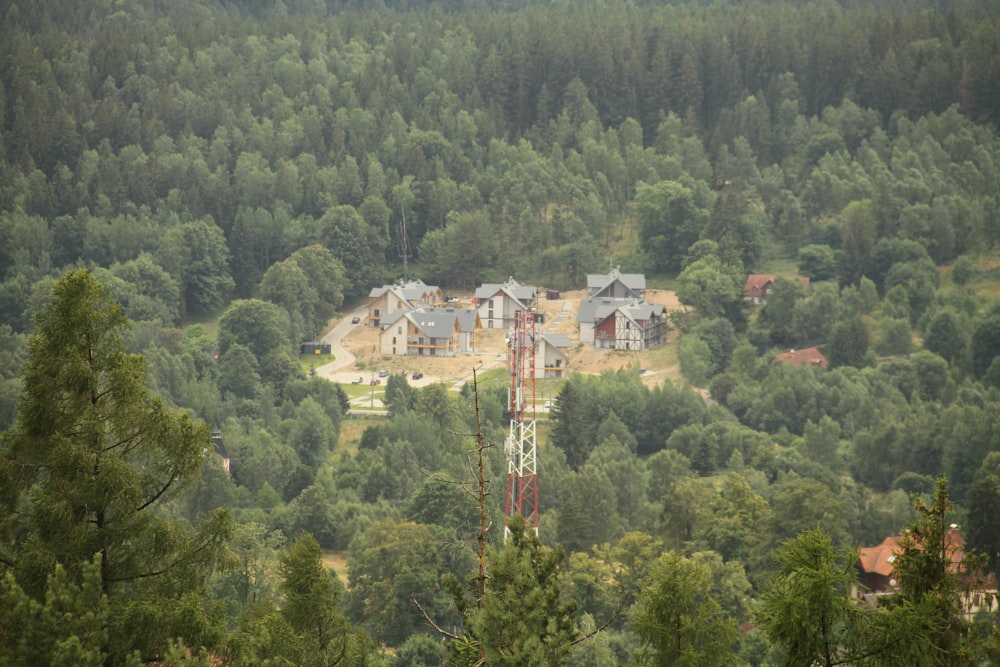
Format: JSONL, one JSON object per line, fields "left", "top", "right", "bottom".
{"left": 379, "top": 307, "right": 481, "bottom": 356}
{"left": 577, "top": 298, "right": 667, "bottom": 350}
{"left": 474, "top": 277, "right": 538, "bottom": 329}
{"left": 536, "top": 333, "right": 570, "bottom": 378}
{"left": 587, "top": 267, "right": 645, "bottom": 300}
{"left": 367, "top": 279, "right": 443, "bottom": 329}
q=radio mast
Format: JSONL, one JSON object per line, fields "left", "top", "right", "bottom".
{"left": 505, "top": 309, "right": 538, "bottom": 537}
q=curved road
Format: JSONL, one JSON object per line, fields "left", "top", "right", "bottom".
{"left": 313, "top": 304, "right": 366, "bottom": 378}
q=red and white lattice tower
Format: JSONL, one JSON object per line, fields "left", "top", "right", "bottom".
{"left": 505, "top": 310, "right": 539, "bottom": 538}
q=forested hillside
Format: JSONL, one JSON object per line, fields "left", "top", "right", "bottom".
{"left": 3, "top": 0, "right": 1000, "bottom": 664}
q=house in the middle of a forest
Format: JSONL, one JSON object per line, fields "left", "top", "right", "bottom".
{"left": 856, "top": 527, "right": 994, "bottom": 597}
{"left": 743, "top": 274, "right": 812, "bottom": 305}
{"left": 577, "top": 298, "right": 667, "bottom": 350}
{"left": 772, "top": 347, "right": 829, "bottom": 369}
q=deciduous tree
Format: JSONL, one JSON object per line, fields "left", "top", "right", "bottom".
{"left": 635, "top": 179, "right": 712, "bottom": 275}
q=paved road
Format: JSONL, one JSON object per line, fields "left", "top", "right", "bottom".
{"left": 311, "top": 305, "right": 394, "bottom": 415}
{"left": 313, "top": 305, "right": 366, "bottom": 378}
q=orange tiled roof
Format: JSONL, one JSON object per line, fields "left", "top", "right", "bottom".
{"left": 744, "top": 274, "right": 775, "bottom": 296}
{"left": 773, "top": 347, "right": 829, "bottom": 369}
{"left": 858, "top": 535, "right": 904, "bottom": 577}
{"left": 858, "top": 528, "right": 966, "bottom": 577}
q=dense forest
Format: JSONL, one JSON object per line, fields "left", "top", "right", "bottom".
{"left": 3, "top": 0, "right": 1000, "bottom": 664}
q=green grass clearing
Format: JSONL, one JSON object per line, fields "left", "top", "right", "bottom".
{"left": 472, "top": 366, "right": 510, "bottom": 388}
{"left": 340, "top": 382, "right": 377, "bottom": 399}
{"left": 300, "top": 353, "right": 334, "bottom": 374}
{"left": 321, "top": 551, "right": 350, "bottom": 585}
{"left": 337, "top": 417, "right": 381, "bottom": 453}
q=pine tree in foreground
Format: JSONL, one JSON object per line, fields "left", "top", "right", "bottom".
{"left": 0, "top": 269, "right": 232, "bottom": 664}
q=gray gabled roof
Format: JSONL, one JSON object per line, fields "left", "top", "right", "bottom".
{"left": 577, "top": 298, "right": 629, "bottom": 323}
{"left": 406, "top": 308, "right": 459, "bottom": 336}
{"left": 369, "top": 278, "right": 441, "bottom": 302}
{"left": 617, "top": 300, "right": 665, "bottom": 324}
{"left": 453, "top": 308, "right": 480, "bottom": 333}
{"left": 380, "top": 310, "right": 407, "bottom": 327}
{"left": 586, "top": 267, "right": 646, "bottom": 295}
{"left": 406, "top": 306, "right": 481, "bottom": 334}
{"left": 474, "top": 277, "right": 537, "bottom": 308}
{"left": 577, "top": 298, "right": 664, "bottom": 325}
{"left": 541, "top": 333, "right": 571, "bottom": 349}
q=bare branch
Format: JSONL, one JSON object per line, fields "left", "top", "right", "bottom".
{"left": 412, "top": 597, "right": 464, "bottom": 640}
{"left": 411, "top": 461, "right": 467, "bottom": 486}
{"left": 569, "top": 594, "right": 630, "bottom": 646}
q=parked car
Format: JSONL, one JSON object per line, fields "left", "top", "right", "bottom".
{"left": 351, "top": 316, "right": 360, "bottom": 324}
{"left": 412, "top": 371, "right": 423, "bottom": 380}
{"left": 351, "top": 376, "right": 363, "bottom": 384}
{"left": 370, "top": 378, "right": 381, "bottom": 386}
{"left": 378, "top": 369, "right": 389, "bottom": 377}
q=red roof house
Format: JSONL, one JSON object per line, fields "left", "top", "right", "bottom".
{"left": 743, "top": 274, "right": 775, "bottom": 304}
{"left": 773, "top": 347, "right": 829, "bottom": 369}
{"left": 857, "top": 527, "right": 987, "bottom": 595}
{"left": 743, "top": 275, "right": 813, "bottom": 304}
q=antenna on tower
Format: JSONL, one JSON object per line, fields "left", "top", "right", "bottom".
{"left": 505, "top": 309, "right": 539, "bottom": 539}
{"left": 397, "top": 207, "right": 411, "bottom": 281}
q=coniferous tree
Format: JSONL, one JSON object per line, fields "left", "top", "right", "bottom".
{"left": 967, "top": 453, "right": 1000, "bottom": 577}
{"left": 0, "top": 269, "right": 232, "bottom": 663}
{"left": 449, "top": 515, "right": 579, "bottom": 667}
{"left": 632, "top": 550, "right": 738, "bottom": 667}
{"left": 891, "top": 478, "right": 990, "bottom": 665}
{"left": 756, "top": 528, "right": 935, "bottom": 667}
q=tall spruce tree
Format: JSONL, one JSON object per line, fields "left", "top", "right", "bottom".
{"left": 0, "top": 269, "right": 232, "bottom": 664}
{"left": 967, "top": 453, "right": 1000, "bottom": 577}
{"left": 632, "top": 551, "right": 738, "bottom": 667}
{"left": 891, "top": 478, "right": 990, "bottom": 665}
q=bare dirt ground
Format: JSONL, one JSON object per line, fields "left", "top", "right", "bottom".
{"left": 324, "top": 288, "right": 686, "bottom": 389}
